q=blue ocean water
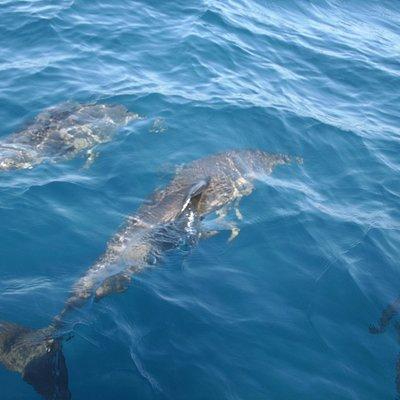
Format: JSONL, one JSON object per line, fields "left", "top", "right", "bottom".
{"left": 0, "top": 0, "right": 399, "bottom": 399}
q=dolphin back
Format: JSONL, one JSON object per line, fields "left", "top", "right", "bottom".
{"left": 0, "top": 102, "right": 140, "bottom": 172}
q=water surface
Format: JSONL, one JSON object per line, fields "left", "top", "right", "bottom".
{"left": 0, "top": 1, "right": 399, "bottom": 399}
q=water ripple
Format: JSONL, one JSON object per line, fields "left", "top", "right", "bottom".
{"left": 0, "top": 1, "right": 399, "bottom": 399}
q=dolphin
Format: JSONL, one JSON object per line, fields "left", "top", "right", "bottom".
{"left": 0, "top": 102, "right": 139, "bottom": 171}
{"left": 369, "top": 296, "right": 400, "bottom": 396}
{"left": 0, "top": 149, "right": 299, "bottom": 399}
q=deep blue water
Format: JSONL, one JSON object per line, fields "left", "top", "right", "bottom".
{"left": 0, "top": 1, "right": 400, "bottom": 399}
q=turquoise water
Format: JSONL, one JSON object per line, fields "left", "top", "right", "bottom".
{"left": 1, "top": 1, "right": 400, "bottom": 399}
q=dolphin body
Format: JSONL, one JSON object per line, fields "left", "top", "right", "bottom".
{"left": 0, "top": 149, "right": 297, "bottom": 399}
{"left": 0, "top": 103, "right": 139, "bottom": 171}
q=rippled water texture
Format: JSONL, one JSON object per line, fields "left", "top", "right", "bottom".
{"left": 0, "top": 1, "right": 400, "bottom": 399}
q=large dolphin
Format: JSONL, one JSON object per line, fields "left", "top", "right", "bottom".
{"left": 0, "top": 102, "right": 139, "bottom": 171}
{"left": 0, "top": 149, "right": 299, "bottom": 399}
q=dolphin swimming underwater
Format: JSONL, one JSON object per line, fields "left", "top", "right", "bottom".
{"left": 0, "top": 149, "right": 299, "bottom": 399}
{"left": 0, "top": 102, "right": 139, "bottom": 171}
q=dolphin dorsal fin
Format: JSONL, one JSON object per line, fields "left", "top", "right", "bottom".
{"left": 180, "top": 178, "right": 210, "bottom": 214}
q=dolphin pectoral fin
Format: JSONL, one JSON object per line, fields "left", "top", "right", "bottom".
{"left": 213, "top": 206, "right": 241, "bottom": 242}
{"left": 94, "top": 273, "right": 132, "bottom": 302}
{"left": 228, "top": 226, "right": 240, "bottom": 242}
{"left": 83, "top": 148, "right": 98, "bottom": 169}
{"left": 234, "top": 198, "right": 243, "bottom": 221}
{"left": 235, "top": 208, "right": 243, "bottom": 221}
{"left": 201, "top": 215, "right": 240, "bottom": 242}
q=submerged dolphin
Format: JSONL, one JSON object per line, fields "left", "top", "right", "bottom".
{"left": 0, "top": 102, "right": 139, "bottom": 171}
{"left": 369, "top": 296, "right": 400, "bottom": 396}
{"left": 0, "top": 149, "right": 299, "bottom": 399}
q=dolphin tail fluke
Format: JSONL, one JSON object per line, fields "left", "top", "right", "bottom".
{"left": 0, "top": 321, "right": 71, "bottom": 400}
{"left": 22, "top": 342, "right": 70, "bottom": 400}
